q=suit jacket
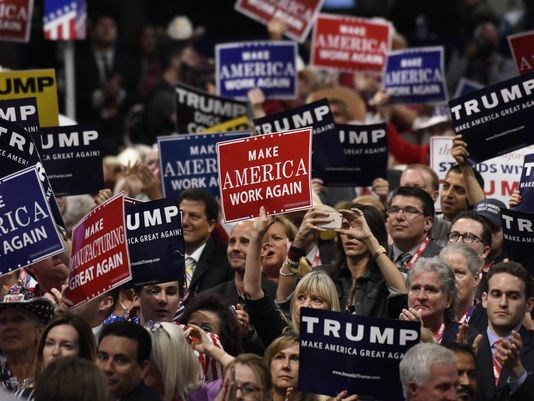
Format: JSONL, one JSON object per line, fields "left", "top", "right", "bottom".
{"left": 188, "top": 238, "right": 234, "bottom": 295}
{"left": 475, "top": 327, "right": 534, "bottom": 401}
{"left": 208, "top": 276, "right": 277, "bottom": 306}
{"left": 120, "top": 382, "right": 162, "bottom": 401}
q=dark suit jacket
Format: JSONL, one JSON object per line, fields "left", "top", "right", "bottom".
{"left": 475, "top": 327, "right": 534, "bottom": 401}
{"left": 208, "top": 276, "right": 277, "bottom": 306}
{"left": 120, "top": 382, "right": 162, "bottom": 401}
{"left": 187, "top": 238, "right": 234, "bottom": 295}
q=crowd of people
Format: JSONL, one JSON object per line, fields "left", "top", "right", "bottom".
{"left": 2, "top": 1, "right": 534, "bottom": 401}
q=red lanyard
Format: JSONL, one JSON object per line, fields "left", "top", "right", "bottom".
{"left": 405, "top": 237, "right": 430, "bottom": 270}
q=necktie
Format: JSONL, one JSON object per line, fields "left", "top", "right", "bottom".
{"left": 492, "top": 339, "right": 504, "bottom": 385}
{"left": 185, "top": 257, "right": 196, "bottom": 289}
{"left": 396, "top": 252, "right": 412, "bottom": 271}
{"left": 101, "top": 54, "right": 112, "bottom": 82}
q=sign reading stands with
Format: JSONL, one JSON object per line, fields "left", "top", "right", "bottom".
{"left": 234, "top": 0, "right": 325, "bottom": 43}
{"left": 384, "top": 46, "right": 447, "bottom": 104}
{"left": 448, "top": 72, "right": 534, "bottom": 163}
{"left": 0, "top": 166, "right": 65, "bottom": 274}
{"left": 216, "top": 41, "right": 297, "bottom": 100}
{"left": 32, "top": 124, "right": 104, "bottom": 196}
{"left": 159, "top": 131, "right": 249, "bottom": 199}
{"left": 217, "top": 128, "right": 312, "bottom": 222}
{"left": 299, "top": 308, "right": 420, "bottom": 401}
{"left": 0, "top": 69, "right": 59, "bottom": 127}
{"left": 175, "top": 83, "right": 248, "bottom": 134}
{"left": 125, "top": 198, "right": 185, "bottom": 287}
{"left": 67, "top": 193, "right": 131, "bottom": 308}
{"left": 311, "top": 14, "right": 392, "bottom": 74}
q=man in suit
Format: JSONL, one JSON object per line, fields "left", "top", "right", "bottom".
{"left": 387, "top": 186, "right": 442, "bottom": 273}
{"left": 178, "top": 189, "right": 233, "bottom": 296}
{"left": 476, "top": 261, "right": 534, "bottom": 401}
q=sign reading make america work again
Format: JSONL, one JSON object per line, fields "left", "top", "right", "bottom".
{"left": 0, "top": 69, "right": 59, "bottom": 127}
{"left": 217, "top": 128, "right": 312, "bottom": 222}
{"left": 0, "top": 0, "right": 34, "bottom": 43}
{"left": 0, "top": 166, "right": 65, "bottom": 274}
{"left": 175, "top": 83, "right": 248, "bottom": 134}
{"left": 216, "top": 41, "right": 297, "bottom": 100}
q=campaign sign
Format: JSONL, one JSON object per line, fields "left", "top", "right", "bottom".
{"left": 501, "top": 208, "right": 534, "bottom": 273}
{"left": 175, "top": 83, "right": 248, "bottom": 134}
{"left": 384, "top": 47, "right": 447, "bottom": 105}
{"left": 0, "top": 0, "right": 33, "bottom": 43}
{"left": 158, "top": 131, "right": 250, "bottom": 199}
{"left": 299, "top": 308, "right": 420, "bottom": 401}
{"left": 310, "top": 14, "right": 392, "bottom": 74}
{"left": 0, "top": 118, "right": 63, "bottom": 227}
{"left": 429, "top": 137, "right": 533, "bottom": 211}
{"left": 67, "top": 193, "right": 131, "bottom": 308}
{"left": 253, "top": 99, "right": 344, "bottom": 173}
{"left": 0, "top": 166, "right": 65, "bottom": 274}
{"left": 201, "top": 115, "right": 249, "bottom": 133}
{"left": 125, "top": 199, "right": 185, "bottom": 287}
{"left": 216, "top": 41, "right": 297, "bottom": 100}
{"left": 321, "top": 123, "right": 387, "bottom": 186}
{"left": 516, "top": 153, "right": 534, "bottom": 213}
{"left": 217, "top": 128, "right": 312, "bottom": 222}
{"left": 32, "top": 124, "right": 103, "bottom": 196}
{"left": 0, "top": 97, "right": 39, "bottom": 133}
{"left": 508, "top": 30, "right": 534, "bottom": 75}
{"left": 453, "top": 78, "right": 483, "bottom": 99}
{"left": 0, "top": 69, "right": 59, "bottom": 127}
{"left": 448, "top": 72, "right": 534, "bottom": 163}
{"left": 234, "top": 0, "right": 325, "bottom": 43}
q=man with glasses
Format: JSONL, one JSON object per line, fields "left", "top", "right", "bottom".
{"left": 387, "top": 187, "right": 443, "bottom": 273}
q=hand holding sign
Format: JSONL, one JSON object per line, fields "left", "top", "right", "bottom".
{"left": 451, "top": 135, "right": 469, "bottom": 166}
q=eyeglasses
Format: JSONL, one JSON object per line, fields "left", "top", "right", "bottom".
{"left": 236, "top": 383, "right": 262, "bottom": 397}
{"left": 387, "top": 206, "right": 424, "bottom": 217}
{"left": 447, "top": 231, "right": 483, "bottom": 244}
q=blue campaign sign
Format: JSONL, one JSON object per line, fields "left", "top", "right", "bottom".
{"left": 448, "top": 72, "right": 534, "bottom": 163}
{"left": 216, "top": 41, "right": 297, "bottom": 100}
{"left": 32, "top": 124, "right": 104, "bottom": 196}
{"left": 501, "top": 208, "right": 534, "bottom": 274}
{"left": 158, "top": 131, "right": 250, "bottom": 199}
{"left": 0, "top": 97, "right": 39, "bottom": 134}
{"left": 299, "top": 308, "right": 420, "bottom": 401}
{"left": 0, "top": 118, "right": 64, "bottom": 227}
{"left": 125, "top": 198, "right": 185, "bottom": 287}
{"left": 453, "top": 78, "right": 483, "bottom": 99}
{"left": 321, "top": 123, "right": 387, "bottom": 186}
{"left": 253, "top": 99, "right": 345, "bottom": 174}
{"left": 384, "top": 46, "right": 447, "bottom": 105}
{"left": 0, "top": 166, "right": 65, "bottom": 274}
{"left": 517, "top": 153, "right": 534, "bottom": 213}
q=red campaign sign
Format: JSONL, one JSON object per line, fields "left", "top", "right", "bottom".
{"left": 217, "top": 128, "right": 312, "bottom": 222}
{"left": 311, "top": 14, "right": 392, "bottom": 74}
{"left": 508, "top": 30, "right": 534, "bottom": 75}
{"left": 66, "top": 193, "right": 131, "bottom": 308}
{"left": 0, "top": 0, "right": 33, "bottom": 43}
{"left": 234, "top": 0, "right": 324, "bottom": 43}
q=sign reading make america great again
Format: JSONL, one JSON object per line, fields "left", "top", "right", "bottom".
{"left": 217, "top": 128, "right": 312, "bottom": 223}
{"left": 448, "top": 72, "right": 534, "bottom": 163}
{"left": 384, "top": 46, "right": 447, "bottom": 105}
{"left": 0, "top": 97, "right": 39, "bottom": 134}
{"left": 299, "top": 308, "right": 420, "bottom": 401}
{"left": 234, "top": 0, "right": 325, "bottom": 43}
{"left": 67, "top": 193, "right": 131, "bottom": 309}
{"left": 253, "top": 99, "right": 344, "bottom": 173}
{"left": 216, "top": 41, "right": 297, "bottom": 100}
{"left": 0, "top": 166, "right": 65, "bottom": 274}
{"left": 310, "top": 14, "right": 392, "bottom": 74}
{"left": 501, "top": 208, "right": 534, "bottom": 274}
{"left": 175, "top": 83, "right": 248, "bottom": 134}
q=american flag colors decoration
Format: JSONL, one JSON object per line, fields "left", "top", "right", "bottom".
{"left": 43, "top": 0, "right": 86, "bottom": 40}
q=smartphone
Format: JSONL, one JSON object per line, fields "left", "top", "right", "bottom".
{"left": 316, "top": 212, "right": 343, "bottom": 230}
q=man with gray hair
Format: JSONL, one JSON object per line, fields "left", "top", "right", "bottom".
{"left": 399, "top": 342, "right": 459, "bottom": 401}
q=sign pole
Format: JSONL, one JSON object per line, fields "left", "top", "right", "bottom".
{"left": 64, "top": 41, "right": 76, "bottom": 119}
